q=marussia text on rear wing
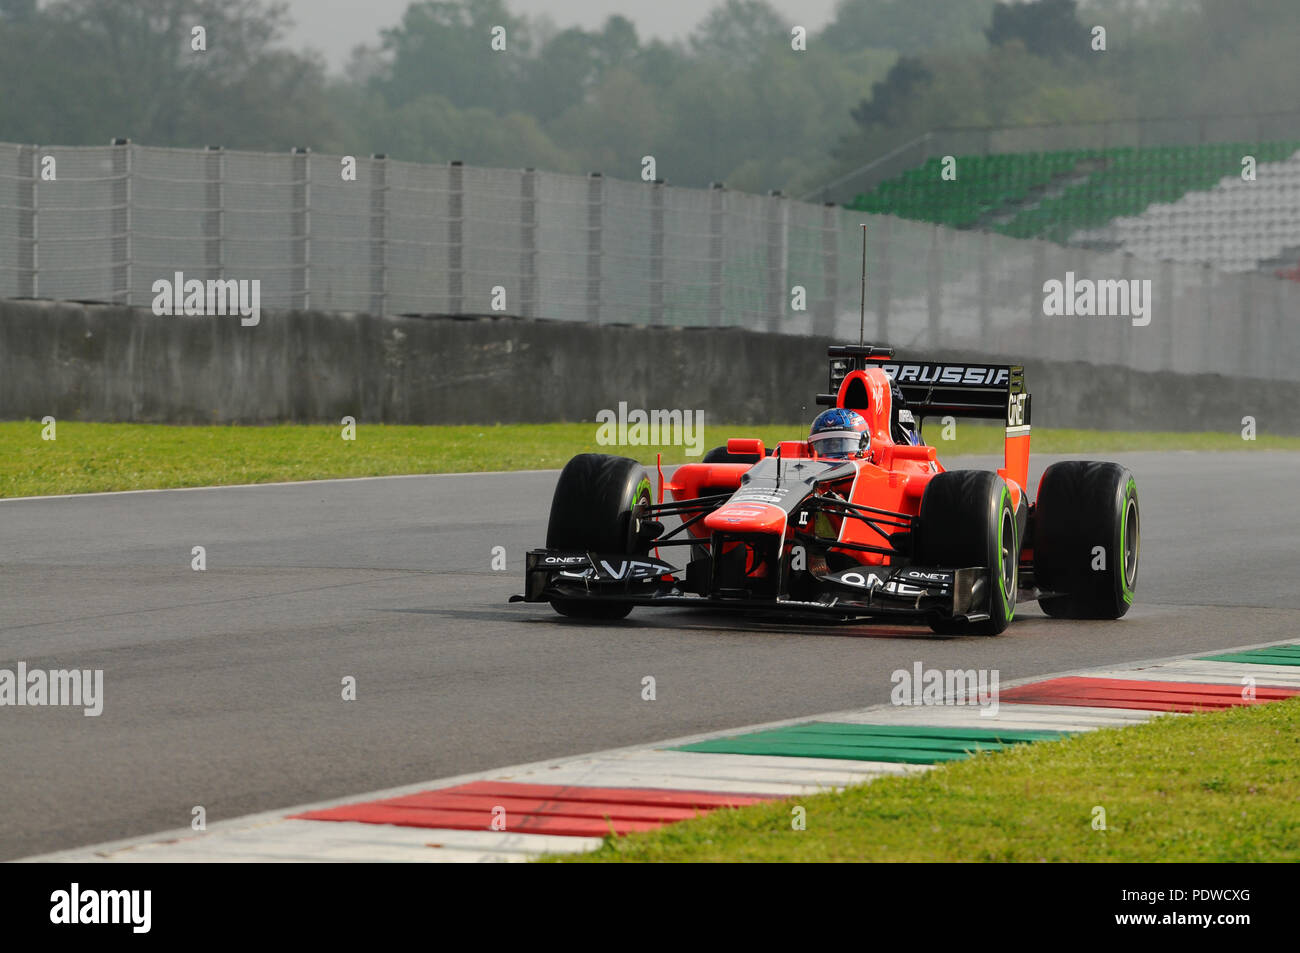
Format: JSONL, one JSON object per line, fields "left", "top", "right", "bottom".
{"left": 815, "top": 344, "right": 1030, "bottom": 428}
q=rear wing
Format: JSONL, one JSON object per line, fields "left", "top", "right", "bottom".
{"left": 815, "top": 344, "right": 1032, "bottom": 495}
{"left": 816, "top": 345, "right": 1029, "bottom": 423}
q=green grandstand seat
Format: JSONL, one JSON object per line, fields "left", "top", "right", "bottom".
{"left": 843, "top": 139, "right": 1300, "bottom": 241}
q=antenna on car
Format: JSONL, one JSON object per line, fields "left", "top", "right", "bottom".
{"left": 858, "top": 223, "right": 867, "bottom": 349}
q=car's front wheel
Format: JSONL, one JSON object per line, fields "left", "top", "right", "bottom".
{"left": 914, "top": 470, "right": 1018, "bottom": 636}
{"left": 545, "top": 453, "right": 653, "bottom": 620}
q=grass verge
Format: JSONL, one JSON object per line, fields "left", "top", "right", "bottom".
{"left": 550, "top": 697, "right": 1300, "bottom": 862}
{"left": 2, "top": 420, "right": 1297, "bottom": 498}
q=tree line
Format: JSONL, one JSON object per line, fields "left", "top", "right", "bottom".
{"left": 0, "top": 0, "right": 1293, "bottom": 198}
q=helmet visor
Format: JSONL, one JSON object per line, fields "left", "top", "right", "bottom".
{"left": 810, "top": 432, "right": 866, "bottom": 458}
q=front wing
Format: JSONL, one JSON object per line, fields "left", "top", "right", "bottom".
{"left": 511, "top": 549, "right": 994, "bottom": 624}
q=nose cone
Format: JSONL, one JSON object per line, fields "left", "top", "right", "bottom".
{"left": 704, "top": 501, "right": 787, "bottom": 534}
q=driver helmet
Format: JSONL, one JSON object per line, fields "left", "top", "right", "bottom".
{"left": 809, "top": 408, "right": 870, "bottom": 459}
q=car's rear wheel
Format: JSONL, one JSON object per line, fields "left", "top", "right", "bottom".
{"left": 1034, "top": 461, "right": 1138, "bottom": 619}
{"left": 545, "top": 453, "right": 652, "bottom": 620}
{"left": 914, "top": 470, "right": 1017, "bottom": 636}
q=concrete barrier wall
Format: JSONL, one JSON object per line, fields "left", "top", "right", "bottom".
{"left": 2, "top": 298, "right": 1296, "bottom": 435}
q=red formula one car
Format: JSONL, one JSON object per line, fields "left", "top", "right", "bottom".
{"left": 514, "top": 344, "right": 1139, "bottom": 635}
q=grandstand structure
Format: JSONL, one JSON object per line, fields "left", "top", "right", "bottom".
{"left": 848, "top": 141, "right": 1300, "bottom": 276}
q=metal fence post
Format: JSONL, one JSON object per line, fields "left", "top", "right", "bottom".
{"left": 1028, "top": 240, "right": 1048, "bottom": 360}
{"left": 204, "top": 145, "right": 224, "bottom": 283}
{"left": 1200, "top": 262, "right": 1214, "bottom": 374}
{"left": 1158, "top": 259, "right": 1174, "bottom": 371}
{"left": 765, "top": 190, "right": 788, "bottom": 333}
{"left": 370, "top": 153, "right": 388, "bottom": 317}
{"left": 926, "top": 225, "right": 942, "bottom": 342}
{"left": 1116, "top": 253, "right": 1132, "bottom": 367}
{"left": 17, "top": 144, "right": 36, "bottom": 298}
{"left": 1237, "top": 273, "right": 1253, "bottom": 378}
{"left": 874, "top": 215, "right": 890, "bottom": 341}
{"left": 448, "top": 160, "right": 464, "bottom": 315}
{"left": 977, "top": 229, "right": 990, "bottom": 341}
{"left": 291, "top": 147, "right": 311, "bottom": 310}
{"left": 1270, "top": 276, "right": 1288, "bottom": 381}
{"left": 1274, "top": 277, "right": 1294, "bottom": 381}
{"left": 816, "top": 202, "right": 838, "bottom": 338}
{"left": 586, "top": 172, "right": 603, "bottom": 325}
{"left": 649, "top": 177, "right": 665, "bottom": 326}
{"left": 110, "top": 138, "right": 131, "bottom": 305}
{"left": 520, "top": 168, "right": 537, "bottom": 320}
{"left": 708, "top": 182, "right": 725, "bottom": 327}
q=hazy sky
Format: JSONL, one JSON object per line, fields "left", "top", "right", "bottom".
{"left": 286, "top": 0, "right": 841, "bottom": 71}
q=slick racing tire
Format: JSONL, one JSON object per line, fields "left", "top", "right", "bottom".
{"left": 1034, "top": 461, "right": 1139, "bottom": 620}
{"left": 915, "top": 470, "right": 1018, "bottom": 636}
{"left": 545, "top": 453, "right": 653, "bottom": 620}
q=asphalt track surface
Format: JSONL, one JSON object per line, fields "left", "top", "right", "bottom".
{"left": 1, "top": 451, "right": 1297, "bottom": 860}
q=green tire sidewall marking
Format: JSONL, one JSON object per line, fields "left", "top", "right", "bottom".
{"left": 630, "top": 475, "right": 653, "bottom": 549}
{"left": 998, "top": 485, "right": 1015, "bottom": 621}
{"left": 1120, "top": 476, "right": 1137, "bottom": 604}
